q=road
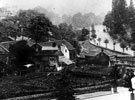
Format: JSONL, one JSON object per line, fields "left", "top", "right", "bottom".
{"left": 93, "top": 25, "right": 133, "bottom": 55}
{"left": 4, "top": 87, "right": 132, "bottom": 100}
{"left": 76, "top": 87, "right": 133, "bottom": 100}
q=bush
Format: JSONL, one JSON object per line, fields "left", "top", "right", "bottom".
{"left": 53, "top": 69, "right": 76, "bottom": 100}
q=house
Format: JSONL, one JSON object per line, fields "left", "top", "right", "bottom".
{"left": 39, "top": 39, "right": 76, "bottom": 61}
{"left": 85, "top": 49, "right": 110, "bottom": 66}
{"left": 33, "top": 45, "right": 62, "bottom": 72}
{"left": 0, "top": 40, "right": 35, "bottom": 50}
{"left": 78, "top": 40, "right": 130, "bottom": 66}
{"left": 32, "top": 39, "right": 75, "bottom": 72}
{"left": 0, "top": 39, "right": 75, "bottom": 72}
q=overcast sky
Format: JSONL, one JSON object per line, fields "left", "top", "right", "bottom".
{"left": 0, "top": 0, "right": 132, "bottom": 16}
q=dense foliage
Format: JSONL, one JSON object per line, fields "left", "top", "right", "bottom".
{"left": 28, "top": 14, "right": 53, "bottom": 43}
{"left": 103, "top": 0, "right": 135, "bottom": 47}
{"left": 54, "top": 69, "right": 76, "bottom": 100}
{"left": 9, "top": 40, "right": 35, "bottom": 74}
{"left": 78, "top": 27, "right": 89, "bottom": 41}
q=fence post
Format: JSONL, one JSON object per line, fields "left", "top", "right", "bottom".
{"left": 111, "top": 84, "right": 117, "bottom": 94}
{"left": 130, "top": 91, "right": 134, "bottom": 100}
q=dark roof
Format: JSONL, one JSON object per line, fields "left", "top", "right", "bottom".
{"left": 0, "top": 44, "right": 9, "bottom": 54}
{"left": 39, "top": 39, "right": 75, "bottom": 50}
{"left": 1, "top": 41, "right": 16, "bottom": 50}
{"left": 95, "top": 52, "right": 109, "bottom": 58}
{"left": 1, "top": 40, "right": 35, "bottom": 50}
{"left": 0, "top": 39, "right": 75, "bottom": 53}
{"left": 80, "top": 40, "right": 130, "bottom": 57}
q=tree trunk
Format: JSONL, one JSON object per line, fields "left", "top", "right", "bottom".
{"left": 14, "top": 37, "right": 16, "bottom": 41}
{"left": 106, "top": 43, "right": 107, "bottom": 48}
{"left": 93, "top": 39, "right": 96, "bottom": 44}
{"left": 123, "top": 48, "right": 125, "bottom": 52}
{"left": 113, "top": 44, "right": 115, "bottom": 51}
{"left": 22, "top": 36, "right": 24, "bottom": 40}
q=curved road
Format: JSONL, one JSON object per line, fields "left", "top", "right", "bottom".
{"left": 76, "top": 87, "right": 132, "bottom": 100}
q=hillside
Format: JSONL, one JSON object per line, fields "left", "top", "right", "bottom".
{"left": 90, "top": 25, "right": 134, "bottom": 55}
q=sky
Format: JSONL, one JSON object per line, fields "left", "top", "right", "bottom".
{"left": 0, "top": 0, "right": 132, "bottom": 16}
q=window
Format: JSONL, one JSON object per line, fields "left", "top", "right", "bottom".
{"left": 49, "top": 57, "right": 56, "bottom": 62}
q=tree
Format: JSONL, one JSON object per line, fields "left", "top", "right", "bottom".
{"left": 50, "top": 23, "right": 80, "bottom": 55}
{"left": 78, "top": 27, "right": 89, "bottom": 41}
{"left": 28, "top": 14, "right": 53, "bottom": 43}
{"left": 113, "top": 41, "right": 116, "bottom": 51}
{"left": 1, "top": 16, "right": 21, "bottom": 40}
{"left": 109, "top": 65, "right": 120, "bottom": 93}
{"left": 103, "top": 12, "right": 113, "bottom": 33}
{"left": 112, "top": 0, "right": 128, "bottom": 36}
{"left": 71, "top": 39, "right": 81, "bottom": 55}
{"left": 71, "top": 12, "right": 103, "bottom": 29}
{"left": 128, "top": 0, "right": 135, "bottom": 34}
{"left": 0, "top": 9, "right": 44, "bottom": 40}
{"left": 122, "top": 33, "right": 132, "bottom": 47}
{"left": 72, "top": 12, "right": 84, "bottom": 28}
{"left": 91, "top": 24, "right": 97, "bottom": 41}
{"left": 9, "top": 40, "right": 35, "bottom": 74}
{"left": 104, "top": 39, "right": 109, "bottom": 48}
{"left": 103, "top": 0, "right": 128, "bottom": 42}
{"left": 50, "top": 25, "right": 62, "bottom": 40}
{"left": 82, "top": 27, "right": 89, "bottom": 36}
{"left": 131, "top": 32, "right": 135, "bottom": 43}
{"left": 131, "top": 44, "right": 135, "bottom": 51}
{"left": 97, "top": 38, "right": 101, "bottom": 46}
{"left": 54, "top": 68, "right": 75, "bottom": 100}
{"left": 131, "top": 43, "right": 135, "bottom": 55}
{"left": 120, "top": 40, "right": 127, "bottom": 52}
{"left": 15, "top": 10, "right": 38, "bottom": 39}
{"left": 58, "top": 23, "right": 76, "bottom": 42}
{"left": 0, "top": 22, "right": 13, "bottom": 42}
{"left": 59, "top": 23, "right": 68, "bottom": 31}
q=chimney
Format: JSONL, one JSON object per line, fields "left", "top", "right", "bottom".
{"left": 101, "top": 48, "right": 104, "bottom": 52}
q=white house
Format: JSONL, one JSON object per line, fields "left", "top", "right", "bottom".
{"left": 60, "top": 43, "right": 70, "bottom": 59}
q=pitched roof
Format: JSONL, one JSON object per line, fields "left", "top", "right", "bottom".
{"left": 39, "top": 39, "right": 75, "bottom": 50}
{"left": 0, "top": 44, "right": 9, "bottom": 54}
{"left": 1, "top": 41, "right": 16, "bottom": 50}
{"left": 0, "top": 39, "right": 74, "bottom": 54}
{"left": 80, "top": 40, "right": 130, "bottom": 57}
{"left": 0, "top": 40, "right": 35, "bottom": 50}
{"left": 42, "top": 46, "right": 58, "bottom": 50}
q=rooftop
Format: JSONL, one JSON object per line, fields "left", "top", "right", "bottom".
{"left": 80, "top": 40, "right": 130, "bottom": 57}
{"left": 39, "top": 39, "right": 75, "bottom": 50}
